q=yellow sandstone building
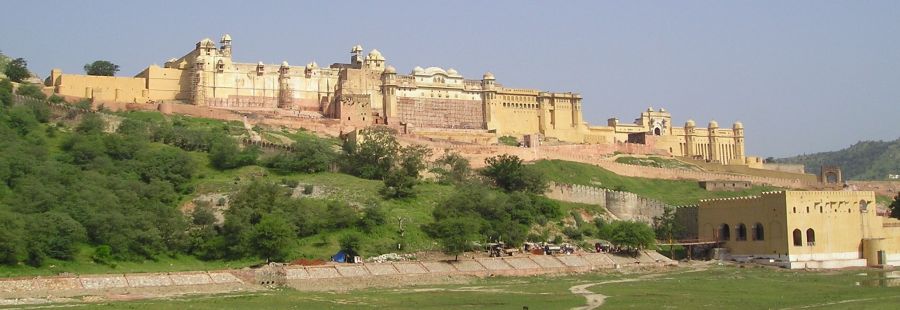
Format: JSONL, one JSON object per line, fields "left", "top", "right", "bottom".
{"left": 698, "top": 191, "right": 900, "bottom": 269}
{"left": 46, "top": 34, "right": 748, "bottom": 164}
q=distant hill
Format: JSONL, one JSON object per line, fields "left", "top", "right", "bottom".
{"left": 773, "top": 138, "right": 900, "bottom": 180}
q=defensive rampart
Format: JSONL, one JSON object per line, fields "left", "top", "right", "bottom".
{"left": 14, "top": 94, "right": 853, "bottom": 192}
{"left": 546, "top": 183, "right": 670, "bottom": 223}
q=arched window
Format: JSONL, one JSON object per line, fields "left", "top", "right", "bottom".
{"left": 792, "top": 229, "right": 803, "bottom": 246}
{"left": 654, "top": 127, "right": 661, "bottom": 135}
{"left": 718, "top": 224, "right": 731, "bottom": 241}
{"left": 792, "top": 207, "right": 796, "bottom": 213}
{"left": 736, "top": 223, "right": 747, "bottom": 241}
{"left": 806, "top": 229, "right": 816, "bottom": 246}
{"left": 860, "top": 200, "right": 868, "bottom": 213}
{"left": 752, "top": 223, "right": 764, "bottom": 241}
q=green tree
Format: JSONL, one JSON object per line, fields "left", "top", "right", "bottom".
{"left": 342, "top": 126, "right": 399, "bottom": 179}
{"left": 0, "top": 212, "right": 23, "bottom": 265}
{"left": 653, "top": 206, "right": 682, "bottom": 258}
{"left": 0, "top": 79, "right": 13, "bottom": 107}
{"left": 251, "top": 214, "right": 294, "bottom": 262}
{"left": 192, "top": 204, "right": 217, "bottom": 226}
{"left": 76, "top": 113, "right": 107, "bottom": 134}
{"left": 325, "top": 201, "right": 358, "bottom": 229}
{"left": 4, "top": 58, "right": 30, "bottom": 83}
{"left": 15, "top": 83, "right": 46, "bottom": 100}
{"left": 600, "top": 220, "right": 656, "bottom": 255}
{"left": 426, "top": 217, "right": 480, "bottom": 260}
{"left": 431, "top": 151, "right": 471, "bottom": 185}
{"left": 380, "top": 144, "right": 431, "bottom": 199}
{"left": 359, "top": 203, "right": 387, "bottom": 232}
{"left": 24, "top": 212, "right": 87, "bottom": 265}
{"left": 0, "top": 51, "right": 10, "bottom": 74}
{"left": 339, "top": 232, "right": 362, "bottom": 257}
{"left": 209, "top": 136, "right": 257, "bottom": 170}
{"left": 480, "top": 154, "right": 547, "bottom": 194}
{"left": 264, "top": 135, "right": 337, "bottom": 173}
{"left": 83, "top": 60, "right": 120, "bottom": 76}
{"left": 889, "top": 192, "right": 900, "bottom": 220}
{"left": 380, "top": 169, "right": 418, "bottom": 199}
{"left": 137, "top": 147, "right": 196, "bottom": 192}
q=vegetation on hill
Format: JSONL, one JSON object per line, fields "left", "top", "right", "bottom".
{"left": 84, "top": 60, "right": 120, "bottom": 76}
{"left": 773, "top": 138, "right": 900, "bottom": 180}
{"left": 530, "top": 160, "right": 780, "bottom": 205}
{"left": 0, "top": 82, "right": 661, "bottom": 276}
{"left": 614, "top": 156, "right": 697, "bottom": 170}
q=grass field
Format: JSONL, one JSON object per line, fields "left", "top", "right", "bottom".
{"left": 56, "top": 265, "right": 900, "bottom": 309}
{"left": 531, "top": 160, "right": 781, "bottom": 205}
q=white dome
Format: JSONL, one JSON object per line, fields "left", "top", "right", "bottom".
{"left": 424, "top": 67, "right": 447, "bottom": 75}
{"left": 221, "top": 34, "right": 232, "bottom": 42}
{"left": 412, "top": 66, "right": 424, "bottom": 74}
{"left": 281, "top": 61, "right": 289, "bottom": 67}
{"left": 384, "top": 65, "right": 396, "bottom": 74}
{"left": 483, "top": 72, "right": 495, "bottom": 80}
{"left": 446, "top": 68, "right": 459, "bottom": 76}
{"left": 368, "top": 49, "right": 384, "bottom": 60}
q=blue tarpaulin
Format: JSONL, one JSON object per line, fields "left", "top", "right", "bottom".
{"left": 332, "top": 250, "right": 348, "bottom": 263}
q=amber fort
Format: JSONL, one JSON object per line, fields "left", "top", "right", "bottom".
{"left": 43, "top": 34, "right": 755, "bottom": 165}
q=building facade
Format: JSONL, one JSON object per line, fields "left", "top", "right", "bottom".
{"left": 45, "top": 34, "right": 747, "bottom": 163}
{"left": 697, "top": 191, "right": 900, "bottom": 269}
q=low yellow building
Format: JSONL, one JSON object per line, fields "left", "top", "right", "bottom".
{"left": 698, "top": 191, "right": 900, "bottom": 269}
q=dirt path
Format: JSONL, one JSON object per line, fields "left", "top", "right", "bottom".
{"left": 242, "top": 116, "right": 262, "bottom": 142}
{"left": 569, "top": 262, "right": 712, "bottom": 309}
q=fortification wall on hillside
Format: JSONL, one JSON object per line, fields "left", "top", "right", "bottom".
{"left": 848, "top": 181, "right": 900, "bottom": 199}
{"left": 15, "top": 94, "right": 849, "bottom": 192}
{"left": 547, "top": 183, "right": 670, "bottom": 223}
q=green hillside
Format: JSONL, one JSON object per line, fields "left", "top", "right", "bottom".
{"left": 774, "top": 138, "right": 900, "bottom": 180}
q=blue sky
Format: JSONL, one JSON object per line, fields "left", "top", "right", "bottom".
{"left": 2, "top": 1, "right": 897, "bottom": 157}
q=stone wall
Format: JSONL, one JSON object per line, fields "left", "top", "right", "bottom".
{"left": 546, "top": 183, "right": 669, "bottom": 223}
{"left": 277, "top": 252, "right": 672, "bottom": 290}
{"left": 397, "top": 97, "right": 484, "bottom": 129}
{"left": 761, "top": 163, "right": 806, "bottom": 174}
{"left": 0, "top": 271, "right": 242, "bottom": 297}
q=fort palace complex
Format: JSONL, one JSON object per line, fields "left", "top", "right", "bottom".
{"left": 46, "top": 34, "right": 749, "bottom": 165}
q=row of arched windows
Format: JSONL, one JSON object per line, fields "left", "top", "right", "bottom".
{"left": 792, "top": 228, "right": 816, "bottom": 246}
{"left": 717, "top": 223, "right": 765, "bottom": 241}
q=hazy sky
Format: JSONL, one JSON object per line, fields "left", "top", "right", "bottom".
{"left": 2, "top": 1, "right": 897, "bottom": 157}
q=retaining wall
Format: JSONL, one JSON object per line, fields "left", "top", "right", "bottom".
{"left": 0, "top": 271, "right": 242, "bottom": 297}
{"left": 273, "top": 252, "right": 673, "bottom": 289}
{"left": 546, "top": 183, "right": 669, "bottom": 223}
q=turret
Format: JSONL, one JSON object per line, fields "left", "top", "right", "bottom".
{"left": 196, "top": 38, "right": 216, "bottom": 56}
{"left": 708, "top": 120, "right": 720, "bottom": 163}
{"left": 191, "top": 55, "right": 206, "bottom": 106}
{"left": 278, "top": 61, "right": 292, "bottom": 108}
{"left": 482, "top": 72, "right": 498, "bottom": 130}
{"left": 350, "top": 45, "right": 364, "bottom": 67}
{"left": 364, "top": 49, "right": 386, "bottom": 70}
{"left": 684, "top": 120, "right": 696, "bottom": 157}
{"left": 733, "top": 121, "right": 746, "bottom": 163}
{"left": 381, "top": 65, "right": 398, "bottom": 124}
{"left": 219, "top": 34, "right": 232, "bottom": 57}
